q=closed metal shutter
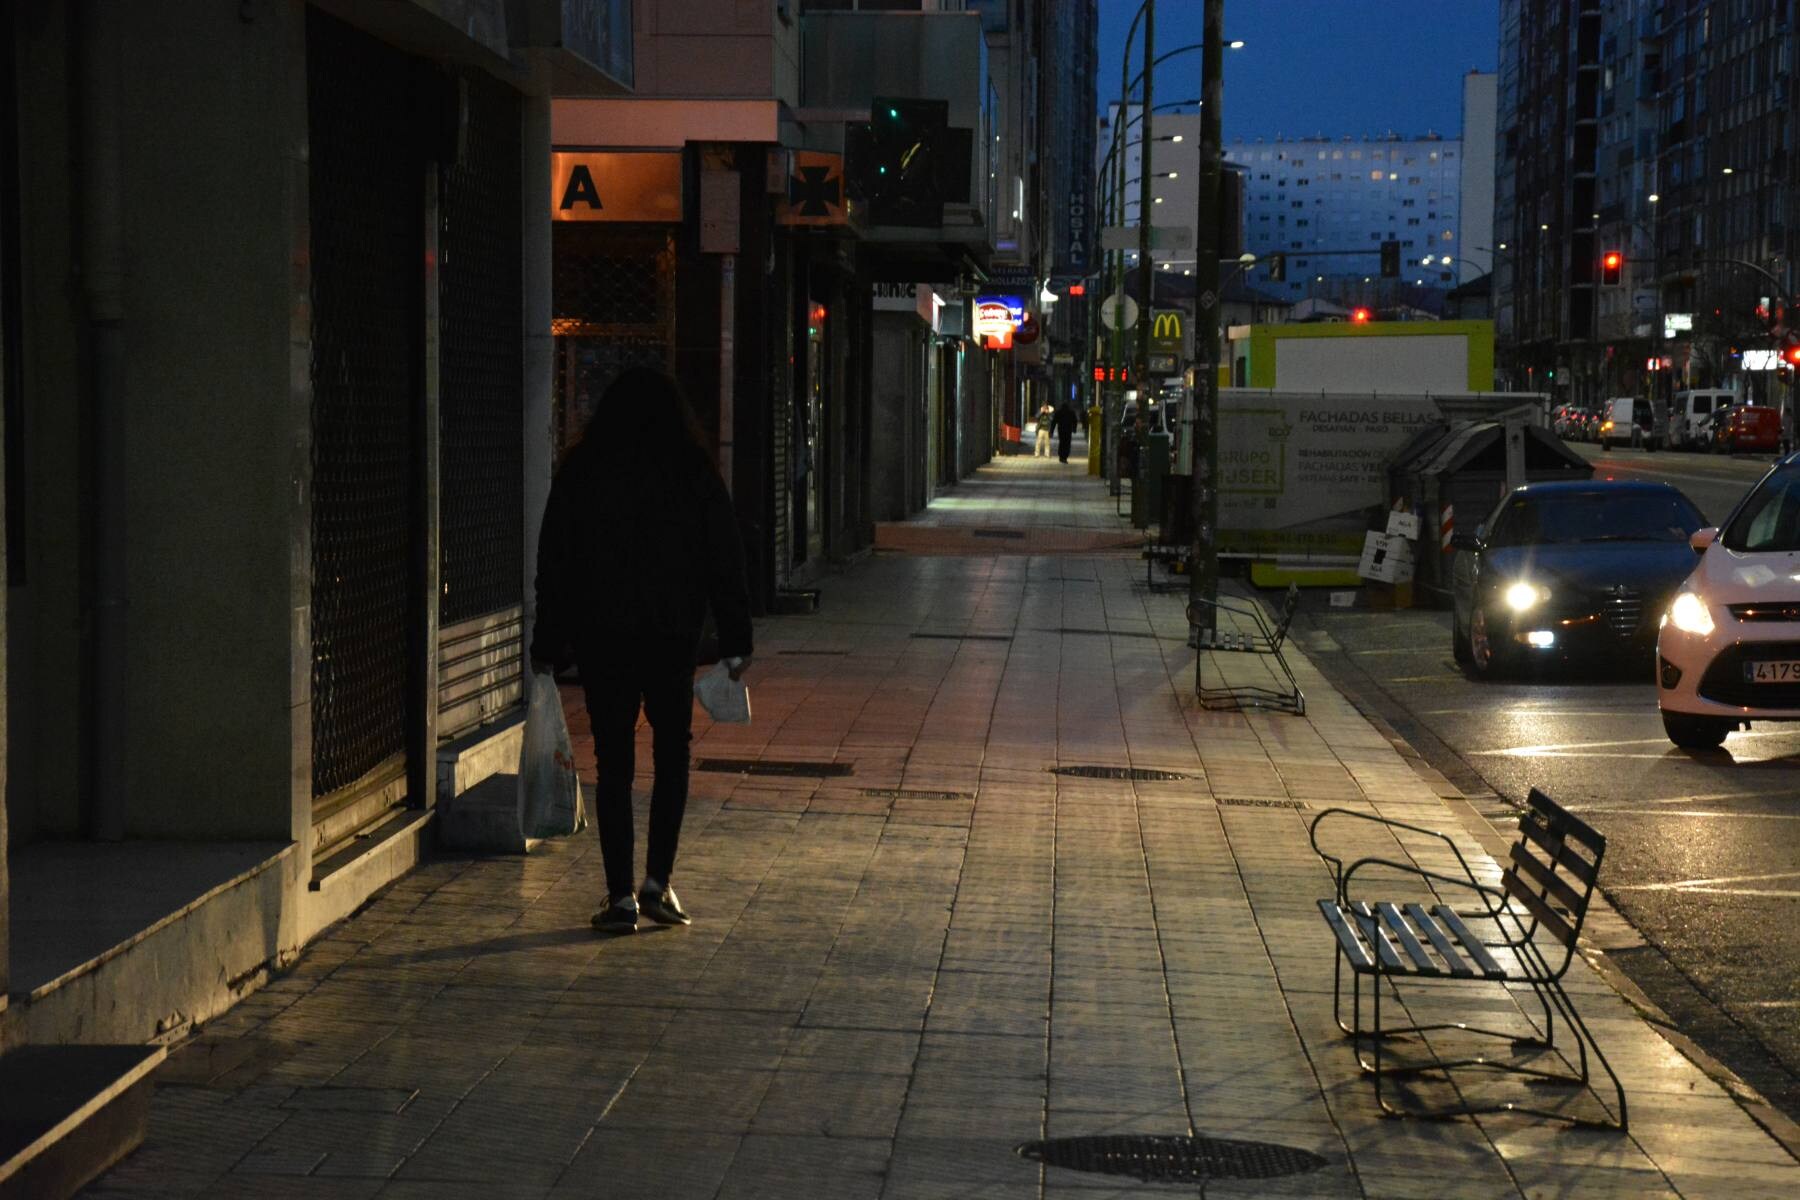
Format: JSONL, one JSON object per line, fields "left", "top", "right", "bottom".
{"left": 306, "top": 7, "right": 420, "bottom": 820}
{"left": 438, "top": 69, "right": 525, "bottom": 740}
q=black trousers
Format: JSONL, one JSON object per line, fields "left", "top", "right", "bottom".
{"left": 578, "top": 637, "right": 696, "bottom": 899}
{"left": 1057, "top": 429, "right": 1073, "bottom": 461}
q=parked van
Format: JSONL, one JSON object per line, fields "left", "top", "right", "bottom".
{"left": 1598, "top": 397, "right": 1660, "bottom": 450}
{"left": 1669, "top": 390, "right": 1735, "bottom": 449}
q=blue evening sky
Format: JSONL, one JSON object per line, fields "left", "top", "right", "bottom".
{"left": 1097, "top": 1, "right": 1501, "bottom": 141}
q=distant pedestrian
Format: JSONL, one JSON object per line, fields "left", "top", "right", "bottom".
{"left": 1054, "top": 400, "right": 1081, "bottom": 463}
{"left": 531, "top": 367, "right": 753, "bottom": 936}
{"left": 1035, "top": 401, "right": 1056, "bottom": 457}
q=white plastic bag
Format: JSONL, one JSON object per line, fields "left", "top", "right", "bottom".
{"left": 694, "top": 663, "right": 752, "bottom": 723}
{"left": 520, "top": 671, "right": 587, "bottom": 838}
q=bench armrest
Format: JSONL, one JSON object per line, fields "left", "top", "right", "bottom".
{"left": 1308, "top": 808, "right": 1486, "bottom": 898}
{"left": 1187, "top": 594, "right": 1274, "bottom": 639}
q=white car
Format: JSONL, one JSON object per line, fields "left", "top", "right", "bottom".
{"left": 1656, "top": 453, "right": 1800, "bottom": 748}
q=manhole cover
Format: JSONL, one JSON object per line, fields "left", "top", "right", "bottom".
{"left": 1017, "top": 1133, "right": 1328, "bottom": 1184}
{"left": 1217, "top": 797, "right": 1310, "bottom": 810}
{"left": 861, "top": 788, "right": 974, "bottom": 801}
{"left": 1051, "top": 765, "right": 1193, "bottom": 782}
{"left": 695, "top": 758, "right": 853, "bottom": 777}
{"left": 911, "top": 632, "right": 1014, "bottom": 642}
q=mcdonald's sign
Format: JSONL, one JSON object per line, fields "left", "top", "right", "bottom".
{"left": 1149, "top": 309, "right": 1188, "bottom": 358}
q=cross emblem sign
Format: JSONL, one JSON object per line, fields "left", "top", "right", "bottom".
{"left": 790, "top": 165, "right": 842, "bottom": 217}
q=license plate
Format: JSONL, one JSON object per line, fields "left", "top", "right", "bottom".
{"left": 1744, "top": 659, "right": 1800, "bottom": 683}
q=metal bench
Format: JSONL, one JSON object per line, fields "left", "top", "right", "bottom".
{"left": 1310, "top": 788, "right": 1626, "bottom": 1130}
{"left": 1140, "top": 540, "right": 1187, "bottom": 592}
{"left": 1186, "top": 584, "right": 1305, "bottom": 715}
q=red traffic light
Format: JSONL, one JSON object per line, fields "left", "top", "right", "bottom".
{"left": 1782, "top": 343, "right": 1800, "bottom": 366}
{"left": 1350, "top": 307, "right": 1372, "bottom": 323}
{"left": 1600, "top": 250, "right": 1623, "bottom": 285}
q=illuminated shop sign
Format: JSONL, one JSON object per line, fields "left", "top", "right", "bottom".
{"left": 973, "top": 294, "right": 1027, "bottom": 349}
{"left": 551, "top": 151, "right": 683, "bottom": 222}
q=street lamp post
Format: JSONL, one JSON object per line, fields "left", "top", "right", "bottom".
{"left": 1106, "top": 0, "right": 1153, "bottom": 492}
{"left": 1188, "top": 0, "right": 1224, "bottom": 658}
{"left": 1134, "top": 6, "right": 1156, "bottom": 402}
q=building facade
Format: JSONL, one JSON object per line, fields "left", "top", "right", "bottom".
{"left": 1102, "top": 103, "right": 1486, "bottom": 317}
{"left": 1233, "top": 133, "right": 1467, "bottom": 308}
{"left": 1497, "top": 0, "right": 1798, "bottom": 411}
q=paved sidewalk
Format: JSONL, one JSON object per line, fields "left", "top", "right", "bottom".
{"left": 85, "top": 456, "right": 1799, "bottom": 1198}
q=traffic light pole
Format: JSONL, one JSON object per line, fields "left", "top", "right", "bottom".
{"left": 1188, "top": 0, "right": 1223, "bottom": 659}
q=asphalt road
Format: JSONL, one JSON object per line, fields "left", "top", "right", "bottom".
{"left": 1293, "top": 444, "right": 1800, "bottom": 1123}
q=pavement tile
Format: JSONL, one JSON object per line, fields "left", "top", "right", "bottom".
{"left": 715, "top": 1134, "right": 890, "bottom": 1199}
{"left": 549, "top": 1129, "right": 739, "bottom": 1199}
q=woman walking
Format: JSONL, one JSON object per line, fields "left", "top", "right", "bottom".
{"left": 531, "top": 367, "right": 753, "bottom": 934}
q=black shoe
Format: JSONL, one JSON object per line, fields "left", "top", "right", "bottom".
{"left": 637, "top": 885, "right": 691, "bottom": 926}
{"left": 591, "top": 895, "right": 638, "bottom": 934}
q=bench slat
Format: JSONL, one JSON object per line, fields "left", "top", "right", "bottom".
{"left": 1431, "top": 905, "right": 1509, "bottom": 978}
{"left": 1528, "top": 786, "right": 1605, "bottom": 855}
{"left": 1503, "top": 867, "right": 1577, "bottom": 949}
{"left": 1376, "top": 902, "right": 1439, "bottom": 975}
{"left": 1318, "top": 900, "right": 1377, "bottom": 972}
{"left": 1403, "top": 902, "right": 1475, "bottom": 978}
{"left": 1519, "top": 817, "right": 1599, "bottom": 887}
{"left": 1353, "top": 902, "right": 1406, "bottom": 971}
{"left": 1509, "top": 841, "right": 1586, "bottom": 916}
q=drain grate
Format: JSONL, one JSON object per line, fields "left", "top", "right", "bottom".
{"left": 1217, "top": 797, "right": 1310, "bottom": 810}
{"left": 861, "top": 788, "right": 975, "bottom": 801}
{"left": 1043, "top": 627, "right": 1160, "bottom": 640}
{"left": 695, "top": 758, "right": 854, "bottom": 777}
{"left": 911, "top": 632, "right": 1014, "bottom": 642}
{"left": 1051, "top": 765, "right": 1194, "bottom": 782}
{"left": 970, "top": 529, "right": 1027, "bottom": 539}
{"left": 1017, "top": 1133, "right": 1328, "bottom": 1184}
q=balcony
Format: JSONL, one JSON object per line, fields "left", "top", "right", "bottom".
{"left": 511, "top": 0, "right": 634, "bottom": 93}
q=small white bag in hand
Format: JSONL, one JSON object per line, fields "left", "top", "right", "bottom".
{"left": 695, "top": 658, "right": 752, "bottom": 723}
{"left": 520, "top": 670, "right": 588, "bottom": 838}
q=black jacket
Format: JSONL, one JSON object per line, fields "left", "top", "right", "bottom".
{"left": 531, "top": 440, "right": 753, "bottom": 666}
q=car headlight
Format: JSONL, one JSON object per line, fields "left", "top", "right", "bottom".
{"left": 1667, "top": 591, "right": 1714, "bottom": 636}
{"left": 1503, "top": 581, "right": 1550, "bottom": 612}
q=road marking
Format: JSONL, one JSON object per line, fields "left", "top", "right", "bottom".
{"left": 1474, "top": 730, "right": 1800, "bottom": 757}
{"left": 1419, "top": 709, "right": 1661, "bottom": 718}
{"left": 1350, "top": 647, "right": 1446, "bottom": 656}
{"left": 1574, "top": 809, "right": 1800, "bottom": 820}
{"left": 1388, "top": 674, "right": 1465, "bottom": 684}
{"left": 1613, "top": 869, "right": 1800, "bottom": 898}
{"left": 1568, "top": 789, "right": 1800, "bottom": 809}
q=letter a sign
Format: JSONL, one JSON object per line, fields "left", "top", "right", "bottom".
{"left": 550, "top": 151, "right": 683, "bottom": 223}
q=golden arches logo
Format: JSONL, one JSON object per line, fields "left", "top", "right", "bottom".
{"left": 1151, "top": 312, "right": 1183, "bottom": 339}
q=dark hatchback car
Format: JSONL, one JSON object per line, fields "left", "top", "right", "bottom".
{"left": 1449, "top": 481, "right": 1707, "bottom": 677}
